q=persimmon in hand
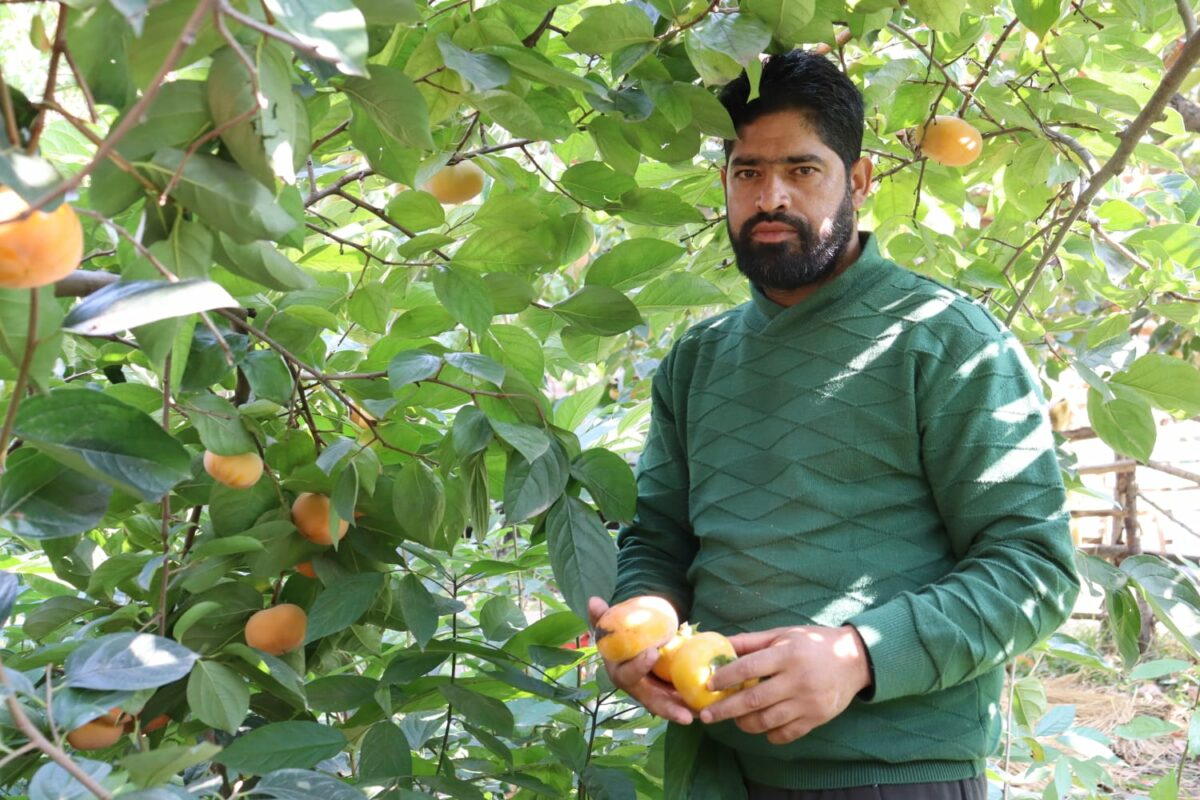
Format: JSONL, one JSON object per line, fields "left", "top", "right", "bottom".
{"left": 670, "top": 631, "right": 755, "bottom": 712}
{"left": 594, "top": 595, "right": 678, "bottom": 663}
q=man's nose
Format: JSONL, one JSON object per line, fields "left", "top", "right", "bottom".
{"left": 756, "top": 173, "right": 790, "bottom": 212}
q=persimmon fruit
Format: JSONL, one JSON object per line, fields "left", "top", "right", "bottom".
{"left": 291, "top": 492, "right": 348, "bottom": 546}
{"left": 651, "top": 622, "right": 694, "bottom": 682}
{"left": 670, "top": 630, "right": 748, "bottom": 711}
{"left": 425, "top": 161, "right": 485, "bottom": 204}
{"left": 203, "top": 450, "right": 264, "bottom": 489}
{"left": 914, "top": 116, "right": 983, "bottom": 167}
{"left": 67, "top": 709, "right": 124, "bottom": 750}
{"left": 594, "top": 595, "right": 678, "bottom": 663}
{"left": 245, "top": 603, "right": 307, "bottom": 655}
{"left": 0, "top": 187, "right": 84, "bottom": 289}
{"left": 295, "top": 561, "right": 317, "bottom": 578}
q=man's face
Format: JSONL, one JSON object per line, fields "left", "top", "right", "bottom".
{"left": 722, "top": 110, "right": 868, "bottom": 291}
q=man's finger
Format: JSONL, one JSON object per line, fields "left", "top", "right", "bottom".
{"left": 607, "top": 646, "right": 658, "bottom": 685}
{"left": 724, "top": 629, "right": 782, "bottom": 656}
{"left": 707, "top": 645, "right": 785, "bottom": 692}
{"left": 587, "top": 596, "right": 610, "bottom": 627}
{"left": 700, "top": 669, "right": 791, "bottom": 723}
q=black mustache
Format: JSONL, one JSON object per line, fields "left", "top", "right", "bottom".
{"left": 741, "top": 213, "right": 811, "bottom": 237}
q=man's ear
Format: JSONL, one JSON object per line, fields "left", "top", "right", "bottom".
{"left": 849, "top": 156, "right": 873, "bottom": 211}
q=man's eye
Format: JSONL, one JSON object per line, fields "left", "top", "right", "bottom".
{"left": 793, "top": 167, "right": 816, "bottom": 176}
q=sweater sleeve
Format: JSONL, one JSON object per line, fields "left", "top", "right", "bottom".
{"left": 612, "top": 349, "right": 698, "bottom": 618}
{"left": 848, "top": 330, "right": 1080, "bottom": 704}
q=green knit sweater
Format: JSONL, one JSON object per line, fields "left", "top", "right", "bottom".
{"left": 613, "top": 233, "right": 1080, "bottom": 792}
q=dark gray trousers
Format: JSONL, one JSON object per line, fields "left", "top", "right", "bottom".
{"left": 745, "top": 775, "right": 988, "bottom": 800}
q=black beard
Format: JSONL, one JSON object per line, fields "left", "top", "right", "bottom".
{"left": 729, "top": 189, "right": 856, "bottom": 291}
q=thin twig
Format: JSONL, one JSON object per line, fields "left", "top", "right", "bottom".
{"left": 25, "top": 3, "right": 69, "bottom": 155}
{"left": 60, "top": 44, "right": 98, "bottom": 123}
{"left": 959, "top": 18, "right": 1020, "bottom": 116}
{"left": 1006, "top": 29, "right": 1200, "bottom": 325}
{"left": 217, "top": 0, "right": 325, "bottom": 62}
{"left": 0, "top": 65, "right": 22, "bottom": 148}
{"left": 0, "top": 654, "right": 114, "bottom": 800}
{"left": 0, "top": 289, "right": 38, "bottom": 474}
{"left": 331, "top": 189, "right": 452, "bottom": 260}
{"left": 304, "top": 168, "right": 374, "bottom": 205}
{"left": 20, "top": 0, "right": 218, "bottom": 216}
{"left": 73, "top": 208, "right": 235, "bottom": 366}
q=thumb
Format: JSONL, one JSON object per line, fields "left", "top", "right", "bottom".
{"left": 587, "top": 596, "right": 610, "bottom": 627}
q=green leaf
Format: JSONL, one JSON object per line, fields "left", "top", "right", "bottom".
{"left": 1012, "top": 0, "right": 1062, "bottom": 39}
{"left": 29, "top": 759, "right": 112, "bottom": 800}
{"left": 551, "top": 287, "right": 643, "bottom": 336}
{"left": 65, "top": 633, "right": 199, "bottom": 690}
{"left": 686, "top": 14, "right": 772, "bottom": 85}
{"left": 612, "top": 188, "right": 705, "bottom": 227}
{"left": 343, "top": 66, "right": 434, "bottom": 151}
{"left": 14, "top": 389, "right": 191, "bottom": 503}
{"left": 398, "top": 573, "right": 438, "bottom": 649}
{"left": 392, "top": 461, "right": 447, "bottom": 547}
{"left": 121, "top": 743, "right": 222, "bottom": 790}
{"left": 439, "top": 684, "right": 514, "bottom": 737}
{"left": 581, "top": 765, "right": 637, "bottom": 800}
{"left": 570, "top": 449, "right": 637, "bottom": 524}
{"left": 635, "top": 273, "right": 730, "bottom": 311}
{"left": 1106, "top": 585, "right": 1142, "bottom": 670}
{"left": 1114, "top": 715, "right": 1181, "bottom": 740}
{"left": 1122, "top": 555, "right": 1200, "bottom": 658}
{"left": 1086, "top": 386, "right": 1155, "bottom": 463}
{"left": 305, "top": 572, "right": 385, "bottom": 643}
{"left": 741, "top": 0, "right": 817, "bottom": 44}
{"left": 437, "top": 35, "right": 511, "bottom": 90}
{"left": 503, "top": 441, "right": 570, "bottom": 524}
{"left": 0, "top": 449, "right": 111, "bottom": 540}
{"left": 490, "top": 421, "right": 550, "bottom": 463}
{"left": 187, "top": 660, "right": 249, "bottom": 735}
{"left": 263, "top": 0, "right": 369, "bottom": 76}
{"left": 433, "top": 267, "right": 494, "bottom": 335}
{"left": 565, "top": 5, "right": 655, "bottom": 55}
{"left": 240, "top": 350, "right": 295, "bottom": 406}
{"left": 214, "top": 236, "right": 317, "bottom": 292}
{"left": 553, "top": 383, "right": 608, "bottom": 433}
{"left": 585, "top": 239, "right": 686, "bottom": 291}
{"left": 385, "top": 190, "right": 445, "bottom": 232}
{"left": 215, "top": 721, "right": 347, "bottom": 775}
{"left": 62, "top": 279, "right": 236, "bottom": 337}
{"left": 358, "top": 722, "right": 412, "bottom": 782}
{"left": 0, "top": 286, "right": 63, "bottom": 390}
{"left": 183, "top": 393, "right": 257, "bottom": 455}
{"left": 545, "top": 496, "right": 618, "bottom": 620}
{"left": 305, "top": 675, "right": 378, "bottom": 711}
{"left": 481, "top": 325, "right": 544, "bottom": 386}
{"left": 388, "top": 350, "right": 442, "bottom": 390}
{"left": 1129, "top": 658, "right": 1191, "bottom": 681}
{"left": 254, "top": 770, "right": 368, "bottom": 799}
{"left": 146, "top": 150, "right": 299, "bottom": 244}
{"left": 479, "top": 596, "right": 526, "bottom": 642}
{"left": 1112, "top": 354, "right": 1200, "bottom": 417}
{"left": 907, "top": 0, "right": 966, "bottom": 34}
{"left": 453, "top": 228, "right": 553, "bottom": 271}
{"left": 560, "top": 161, "right": 638, "bottom": 208}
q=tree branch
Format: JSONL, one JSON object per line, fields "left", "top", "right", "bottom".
{"left": 1005, "top": 28, "right": 1200, "bottom": 325}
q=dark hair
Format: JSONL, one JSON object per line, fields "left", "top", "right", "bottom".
{"left": 718, "top": 50, "right": 864, "bottom": 170}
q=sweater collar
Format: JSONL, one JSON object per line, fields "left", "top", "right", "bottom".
{"left": 745, "top": 231, "right": 883, "bottom": 332}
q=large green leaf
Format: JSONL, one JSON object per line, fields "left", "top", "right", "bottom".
{"left": 1086, "top": 386, "right": 1155, "bottom": 463}
{"left": 214, "top": 236, "right": 316, "bottom": 292}
{"left": 13, "top": 390, "right": 191, "bottom": 503}
{"left": 304, "top": 572, "right": 386, "bottom": 643}
{"left": 263, "top": 0, "right": 369, "bottom": 76}
{"left": 343, "top": 66, "right": 435, "bottom": 150}
{"left": 550, "top": 287, "right": 643, "bottom": 336}
{"left": 0, "top": 286, "right": 63, "bottom": 390}
{"left": 1012, "top": 0, "right": 1063, "bottom": 38}
{"left": 545, "top": 496, "right": 618, "bottom": 620}
{"left": 1111, "top": 354, "right": 1200, "bottom": 418}
{"left": 503, "top": 441, "right": 570, "bottom": 524}
{"left": 0, "top": 449, "right": 111, "bottom": 540}
{"left": 65, "top": 633, "right": 199, "bottom": 691}
{"left": 62, "top": 280, "right": 238, "bottom": 337}
{"left": 215, "top": 721, "right": 347, "bottom": 775}
{"left": 570, "top": 449, "right": 637, "bottom": 524}
{"left": 187, "top": 660, "right": 250, "bottom": 735}
{"left": 146, "top": 150, "right": 299, "bottom": 244}
{"left": 741, "top": 0, "right": 817, "bottom": 44}
{"left": 585, "top": 239, "right": 686, "bottom": 291}
{"left": 392, "top": 460, "right": 447, "bottom": 547}
{"left": 565, "top": 5, "right": 655, "bottom": 54}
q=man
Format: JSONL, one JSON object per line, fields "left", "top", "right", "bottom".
{"left": 587, "top": 50, "right": 1080, "bottom": 799}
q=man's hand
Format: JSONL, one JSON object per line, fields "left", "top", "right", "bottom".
{"left": 587, "top": 597, "right": 695, "bottom": 726}
{"left": 699, "top": 625, "right": 872, "bottom": 745}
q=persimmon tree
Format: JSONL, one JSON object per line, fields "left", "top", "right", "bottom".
{"left": 0, "top": 1, "right": 1198, "bottom": 798}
